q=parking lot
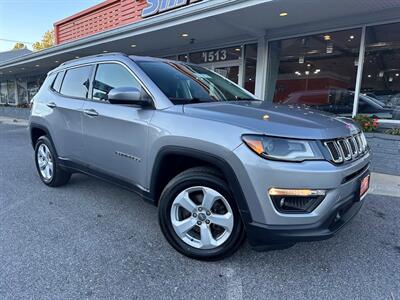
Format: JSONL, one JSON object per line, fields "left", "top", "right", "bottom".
{"left": 0, "top": 121, "right": 399, "bottom": 299}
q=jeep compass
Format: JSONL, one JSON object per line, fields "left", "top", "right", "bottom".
{"left": 29, "top": 53, "right": 371, "bottom": 260}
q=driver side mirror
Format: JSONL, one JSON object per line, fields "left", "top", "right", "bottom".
{"left": 108, "top": 87, "right": 151, "bottom": 106}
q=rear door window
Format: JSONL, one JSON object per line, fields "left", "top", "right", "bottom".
{"left": 60, "top": 66, "right": 92, "bottom": 99}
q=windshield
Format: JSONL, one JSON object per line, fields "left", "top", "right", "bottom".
{"left": 136, "top": 60, "right": 256, "bottom": 104}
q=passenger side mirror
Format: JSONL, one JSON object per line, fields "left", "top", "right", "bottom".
{"left": 107, "top": 87, "right": 151, "bottom": 106}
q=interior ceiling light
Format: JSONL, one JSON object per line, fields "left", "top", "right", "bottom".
{"left": 55, "top": 60, "right": 59, "bottom": 63}
{"left": 350, "top": 35, "right": 355, "bottom": 39}
{"left": 235, "top": 48, "right": 241, "bottom": 52}
{"left": 279, "top": 12, "right": 288, "bottom": 17}
{"left": 75, "top": 56, "right": 80, "bottom": 59}
{"left": 130, "top": 44, "right": 137, "bottom": 48}
{"left": 324, "top": 35, "right": 331, "bottom": 41}
{"left": 396, "top": 73, "right": 399, "bottom": 77}
{"left": 103, "top": 50, "right": 108, "bottom": 53}
{"left": 181, "top": 33, "right": 189, "bottom": 37}
{"left": 35, "top": 65, "right": 40, "bottom": 67}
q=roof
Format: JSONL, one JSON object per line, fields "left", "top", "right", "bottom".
{"left": 0, "top": 48, "right": 32, "bottom": 63}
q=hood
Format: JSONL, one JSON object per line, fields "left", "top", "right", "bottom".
{"left": 183, "top": 101, "right": 360, "bottom": 140}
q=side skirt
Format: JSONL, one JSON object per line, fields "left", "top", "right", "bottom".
{"left": 58, "top": 158, "right": 155, "bottom": 204}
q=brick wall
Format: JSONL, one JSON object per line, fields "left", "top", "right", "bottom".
{"left": 54, "top": 0, "right": 147, "bottom": 44}
{"left": 365, "top": 133, "right": 400, "bottom": 176}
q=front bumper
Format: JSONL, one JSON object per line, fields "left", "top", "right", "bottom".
{"left": 247, "top": 189, "right": 365, "bottom": 249}
{"left": 231, "top": 144, "right": 371, "bottom": 248}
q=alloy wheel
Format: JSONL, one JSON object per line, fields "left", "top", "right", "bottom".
{"left": 170, "top": 186, "right": 234, "bottom": 250}
{"left": 37, "top": 144, "right": 54, "bottom": 181}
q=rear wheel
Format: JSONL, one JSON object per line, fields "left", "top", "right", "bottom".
{"left": 34, "top": 136, "right": 71, "bottom": 187}
{"left": 158, "top": 167, "right": 245, "bottom": 261}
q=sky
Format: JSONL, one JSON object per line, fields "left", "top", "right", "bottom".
{"left": 0, "top": 0, "right": 103, "bottom": 52}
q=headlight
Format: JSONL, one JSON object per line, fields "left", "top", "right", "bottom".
{"left": 242, "top": 135, "right": 323, "bottom": 162}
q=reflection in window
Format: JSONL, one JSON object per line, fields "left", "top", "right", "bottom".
{"left": 244, "top": 44, "right": 257, "bottom": 94}
{"left": 361, "top": 23, "right": 400, "bottom": 121}
{"left": 92, "top": 63, "right": 143, "bottom": 101}
{"left": 60, "top": 66, "right": 92, "bottom": 99}
{"left": 267, "top": 29, "right": 361, "bottom": 116}
{"left": 137, "top": 61, "right": 254, "bottom": 104}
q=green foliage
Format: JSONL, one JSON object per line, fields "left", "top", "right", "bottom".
{"left": 353, "top": 115, "right": 379, "bottom": 132}
{"left": 385, "top": 128, "right": 400, "bottom": 135}
{"left": 13, "top": 42, "right": 25, "bottom": 50}
{"left": 32, "top": 30, "right": 55, "bottom": 51}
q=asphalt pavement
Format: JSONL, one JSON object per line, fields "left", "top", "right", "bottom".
{"left": 0, "top": 122, "right": 399, "bottom": 300}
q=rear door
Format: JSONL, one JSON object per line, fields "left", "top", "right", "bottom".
{"left": 47, "top": 65, "right": 92, "bottom": 161}
{"left": 82, "top": 62, "right": 154, "bottom": 188}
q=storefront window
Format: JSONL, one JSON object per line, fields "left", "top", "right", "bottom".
{"left": 17, "top": 79, "right": 28, "bottom": 104}
{"left": 244, "top": 44, "right": 257, "bottom": 94}
{"left": 7, "top": 81, "right": 16, "bottom": 104}
{"left": 267, "top": 29, "right": 362, "bottom": 116}
{"left": 0, "top": 82, "right": 8, "bottom": 104}
{"left": 360, "top": 23, "right": 400, "bottom": 121}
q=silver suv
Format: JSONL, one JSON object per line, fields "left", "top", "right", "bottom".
{"left": 29, "top": 53, "right": 371, "bottom": 260}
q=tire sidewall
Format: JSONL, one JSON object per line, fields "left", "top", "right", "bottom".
{"left": 159, "top": 171, "right": 244, "bottom": 260}
{"left": 34, "top": 136, "right": 58, "bottom": 185}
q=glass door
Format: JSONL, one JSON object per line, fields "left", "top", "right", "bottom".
{"left": 201, "top": 60, "right": 243, "bottom": 85}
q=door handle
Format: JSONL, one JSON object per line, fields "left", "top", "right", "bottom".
{"left": 83, "top": 109, "right": 99, "bottom": 117}
{"left": 47, "top": 102, "right": 57, "bottom": 109}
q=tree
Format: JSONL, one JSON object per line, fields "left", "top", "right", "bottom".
{"left": 32, "top": 30, "right": 55, "bottom": 51}
{"left": 13, "top": 42, "right": 26, "bottom": 50}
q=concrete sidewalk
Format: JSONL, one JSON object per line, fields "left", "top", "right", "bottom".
{"left": 369, "top": 173, "right": 400, "bottom": 197}
{"left": 0, "top": 116, "right": 28, "bottom": 126}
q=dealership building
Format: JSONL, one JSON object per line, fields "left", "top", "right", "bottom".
{"left": 1, "top": 0, "right": 400, "bottom": 125}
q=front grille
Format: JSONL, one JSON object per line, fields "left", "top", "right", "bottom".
{"left": 324, "top": 132, "right": 368, "bottom": 164}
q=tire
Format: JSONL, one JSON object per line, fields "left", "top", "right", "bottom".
{"left": 34, "top": 136, "right": 71, "bottom": 187}
{"left": 158, "top": 167, "right": 245, "bottom": 261}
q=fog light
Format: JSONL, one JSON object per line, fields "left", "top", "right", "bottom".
{"left": 269, "top": 188, "right": 326, "bottom": 213}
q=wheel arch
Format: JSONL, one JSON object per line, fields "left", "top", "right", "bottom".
{"left": 30, "top": 123, "right": 56, "bottom": 152}
{"left": 150, "top": 146, "right": 252, "bottom": 225}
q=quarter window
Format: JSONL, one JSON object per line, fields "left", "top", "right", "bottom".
{"left": 92, "top": 63, "right": 147, "bottom": 102}
{"left": 52, "top": 71, "right": 65, "bottom": 92}
{"left": 60, "top": 66, "right": 92, "bottom": 99}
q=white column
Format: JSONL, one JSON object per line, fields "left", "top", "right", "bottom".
{"left": 254, "top": 36, "right": 268, "bottom": 100}
{"left": 352, "top": 26, "right": 367, "bottom": 118}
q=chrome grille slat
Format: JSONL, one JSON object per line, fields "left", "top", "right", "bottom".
{"left": 355, "top": 134, "right": 363, "bottom": 153}
{"left": 324, "top": 132, "right": 368, "bottom": 164}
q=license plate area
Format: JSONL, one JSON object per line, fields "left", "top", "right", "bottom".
{"left": 359, "top": 174, "right": 370, "bottom": 200}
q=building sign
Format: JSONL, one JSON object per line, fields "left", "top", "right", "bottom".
{"left": 142, "top": 0, "right": 201, "bottom": 18}
{"left": 189, "top": 46, "right": 242, "bottom": 64}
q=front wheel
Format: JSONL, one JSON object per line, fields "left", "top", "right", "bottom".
{"left": 158, "top": 167, "right": 245, "bottom": 261}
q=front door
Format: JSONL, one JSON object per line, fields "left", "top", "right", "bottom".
{"left": 82, "top": 62, "right": 154, "bottom": 188}
{"left": 201, "top": 61, "right": 243, "bottom": 86}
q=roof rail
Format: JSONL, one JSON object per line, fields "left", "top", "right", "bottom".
{"left": 60, "top": 52, "right": 128, "bottom": 66}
